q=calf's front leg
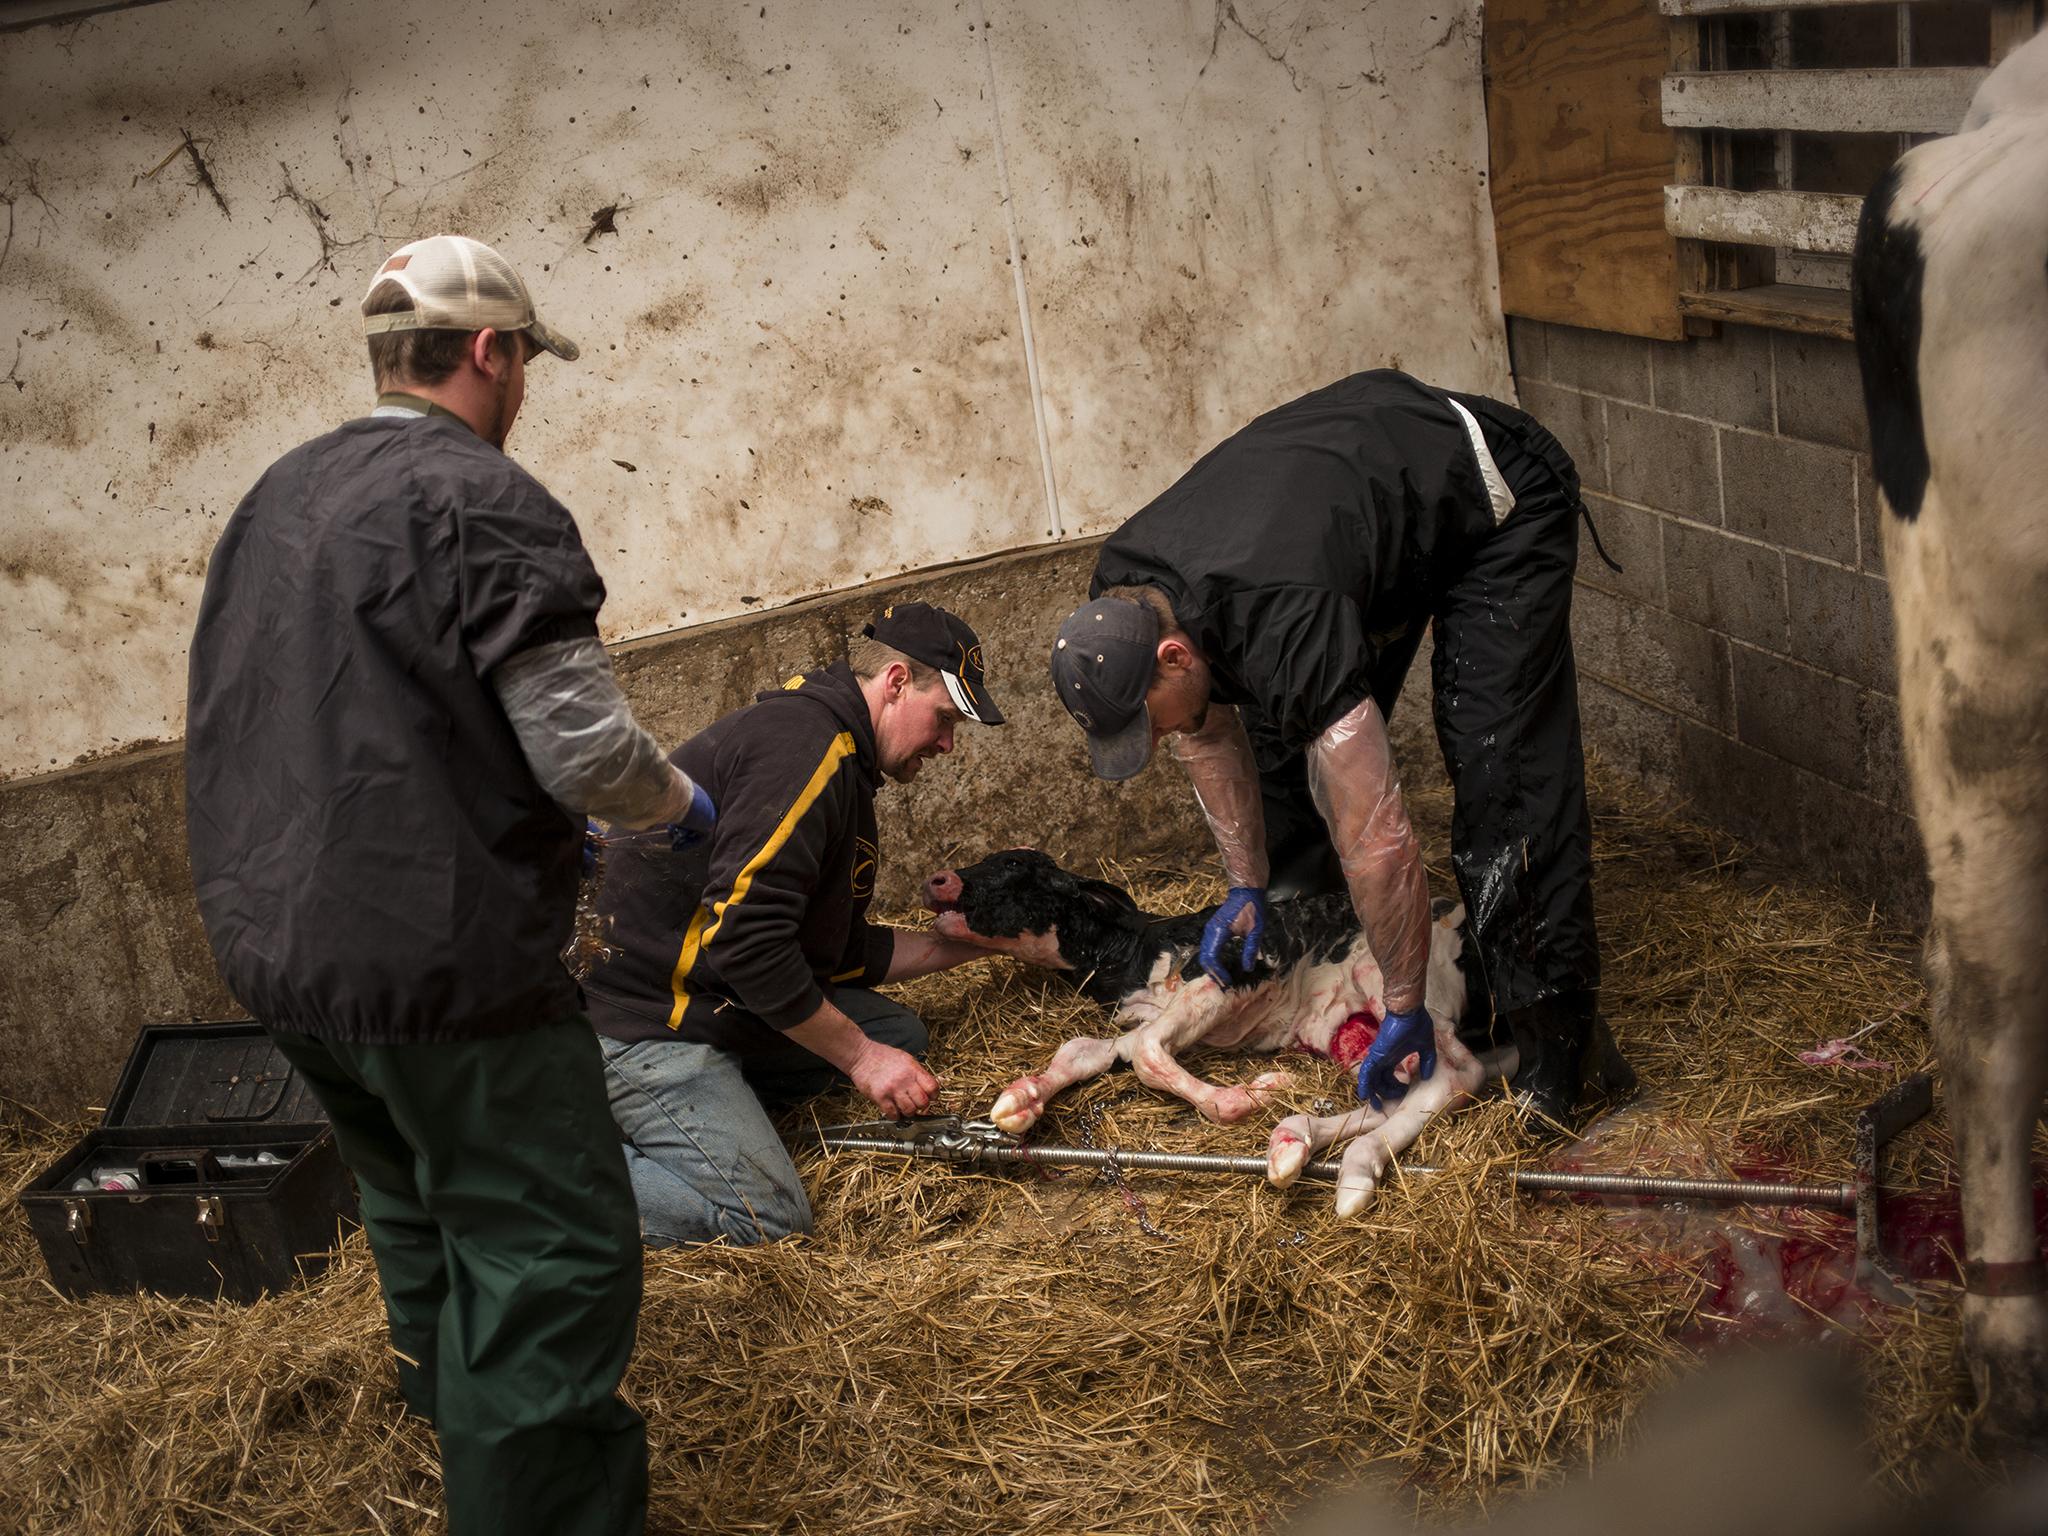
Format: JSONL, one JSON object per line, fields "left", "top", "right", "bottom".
{"left": 1123, "top": 981, "right": 1293, "bottom": 1125}
{"left": 989, "top": 1035, "right": 1120, "bottom": 1134}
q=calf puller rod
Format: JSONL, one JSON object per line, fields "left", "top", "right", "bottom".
{"left": 810, "top": 1120, "right": 1855, "bottom": 1211}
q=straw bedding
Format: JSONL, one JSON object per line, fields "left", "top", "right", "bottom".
{"left": 0, "top": 762, "right": 1999, "bottom": 1533}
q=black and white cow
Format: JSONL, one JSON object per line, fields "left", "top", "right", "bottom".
{"left": 1851, "top": 28, "right": 2048, "bottom": 1446}
{"left": 924, "top": 849, "right": 1508, "bottom": 1215}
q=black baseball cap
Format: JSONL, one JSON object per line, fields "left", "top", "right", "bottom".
{"left": 863, "top": 602, "right": 1005, "bottom": 724}
{"left": 1049, "top": 597, "right": 1160, "bottom": 780}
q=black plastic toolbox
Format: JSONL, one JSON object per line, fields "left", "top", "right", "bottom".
{"left": 18, "top": 1021, "right": 360, "bottom": 1303}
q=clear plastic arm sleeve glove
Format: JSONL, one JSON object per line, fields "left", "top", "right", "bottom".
{"left": 1305, "top": 696, "right": 1431, "bottom": 1015}
{"left": 491, "top": 636, "right": 694, "bottom": 830}
{"left": 1168, "top": 703, "right": 1271, "bottom": 891}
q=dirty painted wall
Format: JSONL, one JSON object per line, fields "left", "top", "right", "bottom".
{"left": 0, "top": 0, "right": 1507, "bottom": 781}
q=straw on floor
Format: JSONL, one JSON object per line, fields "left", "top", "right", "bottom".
{"left": 0, "top": 762, "right": 1990, "bottom": 1533}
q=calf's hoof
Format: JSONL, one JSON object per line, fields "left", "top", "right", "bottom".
{"left": 1267, "top": 1124, "right": 1311, "bottom": 1187}
{"left": 1964, "top": 1298, "right": 2048, "bottom": 1461}
{"left": 1208, "top": 1070, "right": 1293, "bottom": 1125}
{"left": 1333, "top": 1174, "right": 1381, "bottom": 1220}
{"left": 989, "top": 1080, "right": 1046, "bottom": 1134}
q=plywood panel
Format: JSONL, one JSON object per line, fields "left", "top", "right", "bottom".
{"left": 1487, "top": 0, "right": 1685, "bottom": 339}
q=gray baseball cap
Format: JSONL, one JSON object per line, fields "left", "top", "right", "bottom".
{"left": 361, "top": 235, "right": 580, "bottom": 361}
{"left": 1049, "top": 597, "right": 1161, "bottom": 781}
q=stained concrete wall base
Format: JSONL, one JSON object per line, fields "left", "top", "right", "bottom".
{"left": 0, "top": 539, "right": 1218, "bottom": 1120}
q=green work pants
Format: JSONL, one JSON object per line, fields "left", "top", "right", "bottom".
{"left": 270, "top": 1017, "right": 646, "bottom": 1536}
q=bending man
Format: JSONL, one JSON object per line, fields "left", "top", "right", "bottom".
{"left": 1051, "top": 369, "right": 1627, "bottom": 1130}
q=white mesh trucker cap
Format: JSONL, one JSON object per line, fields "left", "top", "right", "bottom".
{"left": 360, "top": 234, "right": 580, "bottom": 361}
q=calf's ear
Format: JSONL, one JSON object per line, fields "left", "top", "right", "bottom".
{"left": 1076, "top": 878, "right": 1140, "bottom": 917}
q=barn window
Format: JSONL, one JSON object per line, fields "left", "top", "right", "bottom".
{"left": 1660, "top": 0, "right": 2040, "bottom": 339}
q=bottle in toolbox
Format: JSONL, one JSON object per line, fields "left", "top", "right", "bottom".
{"left": 19, "top": 1021, "right": 360, "bottom": 1303}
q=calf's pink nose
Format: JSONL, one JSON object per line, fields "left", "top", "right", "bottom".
{"left": 927, "top": 870, "right": 963, "bottom": 904}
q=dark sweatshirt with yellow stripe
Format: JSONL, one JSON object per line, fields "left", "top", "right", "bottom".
{"left": 582, "top": 662, "right": 896, "bottom": 1052}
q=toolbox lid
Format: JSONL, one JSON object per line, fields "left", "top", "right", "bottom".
{"left": 104, "top": 1021, "right": 331, "bottom": 1128}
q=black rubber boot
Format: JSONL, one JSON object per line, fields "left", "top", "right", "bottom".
{"left": 1585, "top": 1012, "right": 1639, "bottom": 1104}
{"left": 1505, "top": 990, "right": 1596, "bottom": 1135}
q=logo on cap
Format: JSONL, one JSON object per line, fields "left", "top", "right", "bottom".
{"left": 862, "top": 600, "right": 1005, "bottom": 726}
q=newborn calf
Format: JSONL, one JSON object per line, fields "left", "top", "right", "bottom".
{"left": 925, "top": 850, "right": 1515, "bottom": 1214}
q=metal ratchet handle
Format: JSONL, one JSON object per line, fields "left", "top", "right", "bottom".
{"left": 812, "top": 1114, "right": 976, "bottom": 1147}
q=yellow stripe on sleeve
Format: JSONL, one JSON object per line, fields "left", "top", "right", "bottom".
{"left": 665, "top": 731, "right": 858, "bottom": 1029}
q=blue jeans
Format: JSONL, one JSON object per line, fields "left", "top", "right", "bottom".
{"left": 596, "top": 990, "right": 927, "bottom": 1247}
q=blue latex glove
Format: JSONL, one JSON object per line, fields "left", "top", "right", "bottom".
{"left": 1199, "top": 886, "right": 1267, "bottom": 987}
{"left": 1356, "top": 1005, "right": 1436, "bottom": 1112}
{"left": 581, "top": 818, "right": 604, "bottom": 878}
{"left": 667, "top": 783, "right": 717, "bottom": 851}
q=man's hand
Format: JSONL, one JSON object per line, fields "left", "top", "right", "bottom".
{"left": 1356, "top": 1005, "right": 1436, "bottom": 1112}
{"left": 848, "top": 1037, "right": 939, "bottom": 1119}
{"left": 667, "top": 782, "right": 717, "bottom": 850}
{"left": 1200, "top": 886, "right": 1267, "bottom": 987}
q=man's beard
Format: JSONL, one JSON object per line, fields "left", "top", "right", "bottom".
{"left": 484, "top": 368, "right": 513, "bottom": 447}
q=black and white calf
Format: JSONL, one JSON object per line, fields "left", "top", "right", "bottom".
{"left": 1852, "top": 29, "right": 2048, "bottom": 1445}
{"left": 924, "top": 850, "right": 1512, "bottom": 1215}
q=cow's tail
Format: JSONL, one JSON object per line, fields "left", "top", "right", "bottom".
{"left": 1850, "top": 159, "right": 1931, "bottom": 523}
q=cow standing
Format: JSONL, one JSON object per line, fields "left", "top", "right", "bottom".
{"left": 1851, "top": 28, "right": 2048, "bottom": 1447}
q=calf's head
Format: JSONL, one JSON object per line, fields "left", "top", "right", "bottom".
{"left": 924, "top": 849, "right": 1141, "bottom": 969}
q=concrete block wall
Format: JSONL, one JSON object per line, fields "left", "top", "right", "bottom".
{"left": 1510, "top": 317, "right": 1926, "bottom": 918}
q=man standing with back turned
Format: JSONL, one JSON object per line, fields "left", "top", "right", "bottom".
{"left": 1051, "top": 369, "right": 1631, "bottom": 1132}
{"left": 186, "top": 235, "right": 707, "bottom": 1536}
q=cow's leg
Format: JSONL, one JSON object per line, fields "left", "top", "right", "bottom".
{"left": 1124, "top": 986, "right": 1294, "bottom": 1125}
{"left": 1129, "top": 1038, "right": 1294, "bottom": 1126}
{"left": 1328, "top": 1044, "right": 1494, "bottom": 1216}
{"left": 989, "top": 1036, "right": 1121, "bottom": 1134}
{"left": 1921, "top": 788, "right": 2048, "bottom": 1447}
{"left": 1891, "top": 509, "right": 2048, "bottom": 1447}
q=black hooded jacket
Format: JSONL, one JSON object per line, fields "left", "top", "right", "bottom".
{"left": 583, "top": 663, "right": 897, "bottom": 1052}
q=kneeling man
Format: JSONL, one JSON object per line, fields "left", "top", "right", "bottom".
{"left": 582, "top": 603, "right": 1002, "bottom": 1244}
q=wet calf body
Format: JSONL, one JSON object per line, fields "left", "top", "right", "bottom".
{"left": 925, "top": 850, "right": 1514, "bottom": 1214}
{"left": 1851, "top": 32, "right": 2048, "bottom": 1450}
